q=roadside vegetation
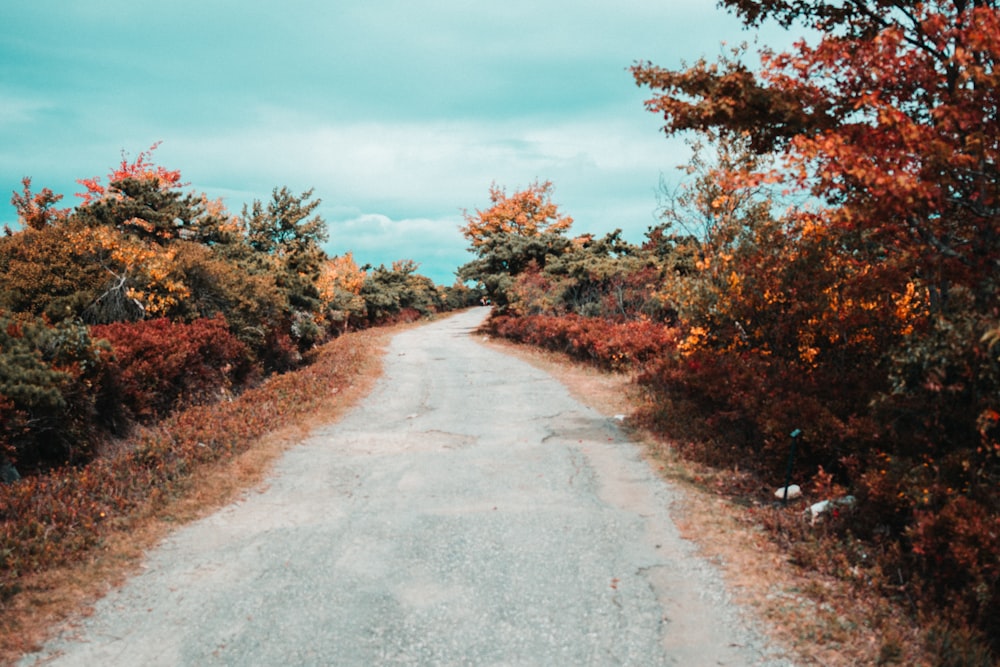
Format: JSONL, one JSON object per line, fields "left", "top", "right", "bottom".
{"left": 461, "top": 1, "right": 1000, "bottom": 663}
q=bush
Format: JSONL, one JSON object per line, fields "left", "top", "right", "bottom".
{"left": 487, "top": 313, "right": 678, "bottom": 371}
{"left": 91, "top": 316, "right": 252, "bottom": 422}
{"left": 0, "top": 314, "right": 110, "bottom": 472}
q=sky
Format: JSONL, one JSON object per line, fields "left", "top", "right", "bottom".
{"left": 0, "top": 0, "right": 780, "bottom": 285}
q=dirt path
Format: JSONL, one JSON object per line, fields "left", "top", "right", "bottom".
{"left": 21, "top": 308, "right": 791, "bottom": 666}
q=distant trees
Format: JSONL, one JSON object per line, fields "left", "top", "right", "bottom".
{"left": 458, "top": 181, "right": 668, "bottom": 321}
{"left": 458, "top": 181, "right": 575, "bottom": 307}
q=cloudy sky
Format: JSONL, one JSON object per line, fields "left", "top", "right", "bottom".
{"left": 1, "top": 1, "right": 777, "bottom": 284}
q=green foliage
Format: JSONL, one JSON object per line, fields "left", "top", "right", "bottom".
{"left": 238, "top": 187, "right": 330, "bottom": 347}
{"left": 440, "top": 281, "right": 485, "bottom": 310}
{"left": 360, "top": 260, "right": 443, "bottom": 325}
{"left": 540, "top": 231, "right": 666, "bottom": 320}
{"left": 458, "top": 182, "right": 578, "bottom": 307}
{"left": 459, "top": 185, "right": 668, "bottom": 320}
{"left": 0, "top": 314, "right": 109, "bottom": 472}
{"left": 74, "top": 176, "right": 209, "bottom": 244}
{"left": 241, "top": 187, "right": 326, "bottom": 305}
{"left": 458, "top": 231, "right": 572, "bottom": 307}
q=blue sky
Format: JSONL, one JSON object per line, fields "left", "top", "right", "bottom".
{"left": 1, "top": 0, "right": 772, "bottom": 284}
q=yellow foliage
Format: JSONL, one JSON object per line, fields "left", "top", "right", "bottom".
{"left": 892, "top": 281, "right": 930, "bottom": 336}
{"left": 70, "top": 226, "right": 190, "bottom": 316}
{"left": 318, "top": 252, "right": 366, "bottom": 301}
{"left": 461, "top": 180, "right": 573, "bottom": 247}
{"left": 678, "top": 326, "right": 708, "bottom": 355}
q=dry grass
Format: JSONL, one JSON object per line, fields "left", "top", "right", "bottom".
{"left": 1, "top": 325, "right": 395, "bottom": 665}
{"left": 482, "top": 334, "right": 931, "bottom": 666}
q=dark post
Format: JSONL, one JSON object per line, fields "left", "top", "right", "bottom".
{"left": 782, "top": 429, "right": 802, "bottom": 506}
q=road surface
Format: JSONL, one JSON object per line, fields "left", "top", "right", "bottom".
{"left": 22, "top": 308, "right": 789, "bottom": 666}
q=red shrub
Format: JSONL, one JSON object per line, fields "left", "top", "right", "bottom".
{"left": 487, "top": 314, "right": 678, "bottom": 371}
{"left": 905, "top": 495, "right": 1000, "bottom": 641}
{"left": 91, "top": 316, "right": 251, "bottom": 421}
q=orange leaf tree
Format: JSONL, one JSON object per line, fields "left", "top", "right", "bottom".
{"left": 461, "top": 180, "right": 573, "bottom": 247}
{"left": 458, "top": 180, "right": 574, "bottom": 306}
{"left": 8, "top": 177, "right": 69, "bottom": 231}
{"left": 317, "top": 252, "right": 368, "bottom": 332}
{"left": 635, "top": 0, "right": 1000, "bottom": 647}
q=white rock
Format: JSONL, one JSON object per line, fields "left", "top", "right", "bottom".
{"left": 774, "top": 484, "right": 802, "bottom": 500}
{"left": 810, "top": 500, "right": 831, "bottom": 523}
{"left": 809, "top": 496, "right": 857, "bottom": 525}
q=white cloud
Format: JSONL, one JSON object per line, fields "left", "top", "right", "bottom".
{"left": 324, "top": 213, "right": 468, "bottom": 285}
{"left": 167, "top": 104, "right": 686, "bottom": 209}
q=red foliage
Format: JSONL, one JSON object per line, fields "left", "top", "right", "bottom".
{"left": 488, "top": 313, "right": 678, "bottom": 371}
{"left": 91, "top": 316, "right": 251, "bottom": 422}
{"left": 0, "top": 397, "right": 24, "bottom": 463}
{"left": 9, "top": 177, "right": 69, "bottom": 231}
{"left": 75, "top": 142, "right": 184, "bottom": 206}
{"left": 908, "top": 495, "right": 1000, "bottom": 639}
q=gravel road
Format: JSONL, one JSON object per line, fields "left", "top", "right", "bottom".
{"left": 21, "top": 308, "right": 791, "bottom": 666}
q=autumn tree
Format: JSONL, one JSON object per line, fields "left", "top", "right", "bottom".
{"left": 461, "top": 180, "right": 573, "bottom": 247}
{"left": 240, "top": 187, "right": 328, "bottom": 337}
{"left": 317, "top": 252, "right": 368, "bottom": 333}
{"left": 164, "top": 240, "right": 286, "bottom": 350}
{"left": 72, "top": 143, "right": 214, "bottom": 247}
{"left": 8, "top": 177, "right": 69, "bottom": 231}
{"left": 0, "top": 220, "right": 109, "bottom": 321}
{"left": 1, "top": 180, "right": 101, "bottom": 320}
{"left": 633, "top": 1, "right": 1000, "bottom": 301}
{"left": 459, "top": 181, "right": 575, "bottom": 306}
{"left": 634, "top": 0, "right": 1000, "bottom": 462}
{"left": 634, "top": 0, "right": 1000, "bottom": 651}
{"left": 66, "top": 144, "right": 236, "bottom": 322}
